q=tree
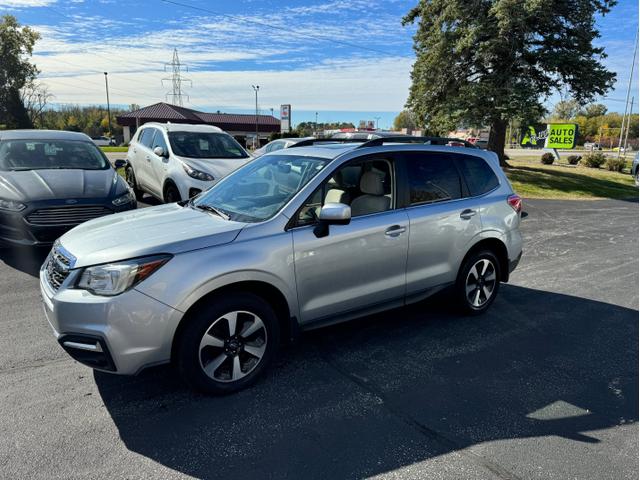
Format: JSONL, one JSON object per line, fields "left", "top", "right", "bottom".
{"left": 581, "top": 103, "right": 608, "bottom": 118}
{"left": 0, "top": 15, "right": 40, "bottom": 129}
{"left": 21, "top": 81, "right": 54, "bottom": 128}
{"left": 550, "top": 99, "right": 581, "bottom": 120}
{"left": 393, "top": 110, "right": 417, "bottom": 131}
{"left": 402, "top": 0, "right": 616, "bottom": 166}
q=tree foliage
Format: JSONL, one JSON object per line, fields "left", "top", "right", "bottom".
{"left": 295, "top": 121, "right": 355, "bottom": 137}
{"left": 550, "top": 99, "right": 581, "bottom": 120}
{"left": 0, "top": 15, "right": 40, "bottom": 129}
{"left": 403, "top": 0, "right": 617, "bottom": 165}
{"left": 393, "top": 110, "right": 417, "bottom": 131}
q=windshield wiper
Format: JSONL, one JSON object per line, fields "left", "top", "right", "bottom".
{"left": 194, "top": 203, "right": 230, "bottom": 220}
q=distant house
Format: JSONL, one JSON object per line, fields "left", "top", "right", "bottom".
{"left": 116, "top": 102, "right": 280, "bottom": 145}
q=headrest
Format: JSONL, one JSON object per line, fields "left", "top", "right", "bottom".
{"left": 359, "top": 171, "right": 384, "bottom": 195}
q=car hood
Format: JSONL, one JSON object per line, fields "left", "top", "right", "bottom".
{"left": 176, "top": 155, "right": 250, "bottom": 180}
{"left": 59, "top": 203, "right": 246, "bottom": 268}
{"left": 0, "top": 169, "right": 117, "bottom": 202}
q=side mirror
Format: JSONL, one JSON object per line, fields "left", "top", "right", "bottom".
{"left": 314, "top": 203, "right": 351, "bottom": 238}
{"left": 113, "top": 159, "right": 126, "bottom": 169}
{"left": 153, "top": 146, "right": 166, "bottom": 157}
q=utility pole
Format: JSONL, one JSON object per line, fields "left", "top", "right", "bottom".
{"left": 270, "top": 107, "right": 274, "bottom": 117}
{"left": 252, "top": 85, "right": 260, "bottom": 149}
{"left": 104, "top": 72, "right": 112, "bottom": 139}
{"left": 617, "top": 32, "right": 638, "bottom": 160}
{"left": 162, "top": 49, "right": 192, "bottom": 106}
{"left": 315, "top": 112, "right": 318, "bottom": 136}
{"left": 623, "top": 96, "right": 634, "bottom": 154}
{"left": 374, "top": 116, "right": 381, "bottom": 130}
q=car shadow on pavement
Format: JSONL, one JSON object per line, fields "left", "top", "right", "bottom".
{"left": 94, "top": 285, "right": 638, "bottom": 480}
{"left": 0, "top": 246, "right": 49, "bottom": 278}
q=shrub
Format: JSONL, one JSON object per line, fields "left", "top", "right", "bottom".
{"left": 540, "top": 152, "right": 555, "bottom": 165}
{"left": 582, "top": 152, "right": 606, "bottom": 168}
{"left": 605, "top": 156, "right": 626, "bottom": 172}
{"left": 567, "top": 155, "right": 581, "bottom": 165}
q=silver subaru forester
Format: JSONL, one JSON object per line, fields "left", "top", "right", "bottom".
{"left": 40, "top": 139, "right": 523, "bottom": 394}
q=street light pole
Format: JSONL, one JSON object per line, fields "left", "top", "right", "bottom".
{"left": 617, "top": 32, "right": 638, "bottom": 160}
{"left": 251, "top": 85, "right": 259, "bottom": 149}
{"left": 315, "top": 112, "right": 318, "bottom": 136}
{"left": 104, "top": 72, "right": 112, "bottom": 139}
{"left": 374, "top": 116, "right": 381, "bottom": 130}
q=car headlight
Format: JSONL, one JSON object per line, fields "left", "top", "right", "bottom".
{"left": 182, "top": 163, "right": 214, "bottom": 181}
{"left": 0, "top": 198, "right": 26, "bottom": 212}
{"left": 77, "top": 255, "right": 171, "bottom": 296}
{"left": 112, "top": 190, "right": 136, "bottom": 206}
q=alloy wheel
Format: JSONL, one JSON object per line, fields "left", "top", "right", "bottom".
{"left": 198, "top": 311, "right": 267, "bottom": 383}
{"left": 465, "top": 258, "right": 497, "bottom": 308}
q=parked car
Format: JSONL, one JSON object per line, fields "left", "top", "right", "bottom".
{"left": 91, "top": 136, "right": 116, "bottom": 147}
{"left": 632, "top": 153, "right": 639, "bottom": 186}
{"left": 41, "top": 138, "right": 523, "bottom": 394}
{"left": 0, "top": 130, "right": 136, "bottom": 247}
{"left": 584, "top": 142, "right": 602, "bottom": 150}
{"left": 253, "top": 137, "right": 314, "bottom": 158}
{"left": 124, "top": 123, "right": 251, "bottom": 203}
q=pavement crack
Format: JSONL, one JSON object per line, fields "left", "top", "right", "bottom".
{"left": 316, "top": 344, "right": 523, "bottom": 480}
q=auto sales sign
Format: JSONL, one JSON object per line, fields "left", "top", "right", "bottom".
{"left": 521, "top": 123, "right": 578, "bottom": 149}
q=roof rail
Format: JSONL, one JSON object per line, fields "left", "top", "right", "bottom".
{"left": 288, "top": 138, "right": 367, "bottom": 148}
{"left": 357, "top": 136, "right": 478, "bottom": 149}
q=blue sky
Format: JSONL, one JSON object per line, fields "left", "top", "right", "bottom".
{"left": 0, "top": 0, "right": 638, "bottom": 129}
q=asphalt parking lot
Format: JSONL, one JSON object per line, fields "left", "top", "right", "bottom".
{"left": 0, "top": 197, "right": 637, "bottom": 480}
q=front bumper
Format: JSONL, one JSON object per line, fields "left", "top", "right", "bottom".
{"left": 0, "top": 200, "right": 136, "bottom": 247}
{"left": 40, "top": 260, "right": 183, "bottom": 375}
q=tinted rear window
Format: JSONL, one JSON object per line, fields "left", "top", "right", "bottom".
{"left": 403, "top": 152, "right": 462, "bottom": 204}
{"left": 457, "top": 155, "right": 499, "bottom": 196}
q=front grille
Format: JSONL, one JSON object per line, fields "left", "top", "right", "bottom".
{"left": 45, "top": 247, "right": 72, "bottom": 291}
{"left": 27, "top": 206, "right": 113, "bottom": 226}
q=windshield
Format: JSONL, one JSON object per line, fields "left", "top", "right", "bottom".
{"left": 168, "top": 132, "right": 248, "bottom": 159}
{"left": 192, "top": 154, "right": 329, "bottom": 222}
{"left": 0, "top": 139, "right": 110, "bottom": 172}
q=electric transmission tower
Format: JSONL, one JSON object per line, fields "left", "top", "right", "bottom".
{"left": 162, "top": 48, "right": 192, "bottom": 106}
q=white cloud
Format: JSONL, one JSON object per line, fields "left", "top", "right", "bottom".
{"left": 0, "top": 0, "right": 56, "bottom": 7}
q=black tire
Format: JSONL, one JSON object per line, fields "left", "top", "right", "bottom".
{"left": 176, "top": 293, "right": 280, "bottom": 395}
{"left": 125, "top": 166, "right": 144, "bottom": 200}
{"left": 163, "top": 182, "right": 181, "bottom": 203}
{"left": 455, "top": 249, "right": 501, "bottom": 316}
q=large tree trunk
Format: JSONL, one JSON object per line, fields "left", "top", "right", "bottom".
{"left": 488, "top": 118, "right": 508, "bottom": 167}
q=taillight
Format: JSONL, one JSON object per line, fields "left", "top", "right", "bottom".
{"left": 507, "top": 194, "right": 522, "bottom": 213}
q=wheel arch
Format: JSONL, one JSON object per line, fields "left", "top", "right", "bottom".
{"left": 171, "top": 280, "right": 296, "bottom": 364}
{"left": 460, "top": 236, "right": 510, "bottom": 282}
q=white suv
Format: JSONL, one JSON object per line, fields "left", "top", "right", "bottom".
{"left": 124, "top": 123, "right": 251, "bottom": 203}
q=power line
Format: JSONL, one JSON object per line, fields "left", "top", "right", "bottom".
{"left": 162, "top": 48, "right": 192, "bottom": 106}
{"left": 159, "top": 0, "right": 398, "bottom": 56}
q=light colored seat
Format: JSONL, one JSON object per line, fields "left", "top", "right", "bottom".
{"left": 350, "top": 171, "right": 390, "bottom": 217}
{"left": 324, "top": 171, "right": 350, "bottom": 205}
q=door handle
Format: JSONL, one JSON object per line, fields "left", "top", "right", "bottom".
{"left": 385, "top": 225, "right": 406, "bottom": 237}
{"left": 460, "top": 209, "right": 477, "bottom": 220}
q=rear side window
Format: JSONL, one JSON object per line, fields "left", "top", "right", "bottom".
{"left": 403, "top": 152, "right": 462, "bottom": 205}
{"left": 137, "top": 128, "right": 154, "bottom": 148}
{"left": 457, "top": 155, "right": 499, "bottom": 196}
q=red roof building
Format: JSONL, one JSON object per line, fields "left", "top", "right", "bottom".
{"left": 116, "top": 102, "right": 280, "bottom": 145}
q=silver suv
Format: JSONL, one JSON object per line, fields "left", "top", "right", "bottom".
{"left": 40, "top": 139, "right": 523, "bottom": 394}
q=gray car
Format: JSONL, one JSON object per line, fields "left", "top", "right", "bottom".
{"left": 40, "top": 138, "right": 523, "bottom": 394}
{"left": 0, "top": 130, "right": 136, "bottom": 247}
{"left": 253, "top": 137, "right": 314, "bottom": 158}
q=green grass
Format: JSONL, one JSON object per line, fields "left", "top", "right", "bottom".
{"left": 100, "top": 146, "right": 128, "bottom": 152}
{"left": 505, "top": 159, "right": 638, "bottom": 200}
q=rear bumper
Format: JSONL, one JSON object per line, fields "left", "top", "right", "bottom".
{"left": 509, "top": 251, "right": 522, "bottom": 274}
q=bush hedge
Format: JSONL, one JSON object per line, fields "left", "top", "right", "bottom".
{"left": 540, "top": 152, "right": 555, "bottom": 165}
{"left": 605, "top": 156, "right": 626, "bottom": 172}
{"left": 582, "top": 152, "right": 606, "bottom": 168}
{"left": 567, "top": 155, "right": 581, "bottom": 165}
